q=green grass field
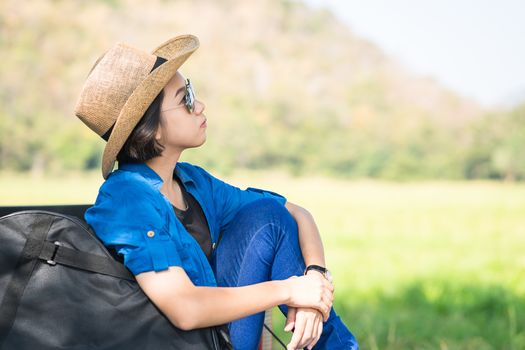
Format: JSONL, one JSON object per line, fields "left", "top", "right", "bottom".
{"left": 1, "top": 171, "right": 524, "bottom": 349}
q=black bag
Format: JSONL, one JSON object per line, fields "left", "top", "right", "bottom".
{"left": 0, "top": 210, "right": 233, "bottom": 350}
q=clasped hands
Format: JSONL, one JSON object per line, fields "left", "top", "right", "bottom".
{"left": 285, "top": 270, "right": 334, "bottom": 350}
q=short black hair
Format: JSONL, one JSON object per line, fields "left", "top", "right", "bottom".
{"left": 116, "top": 90, "right": 165, "bottom": 163}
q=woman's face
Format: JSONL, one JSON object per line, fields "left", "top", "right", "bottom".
{"left": 155, "top": 71, "right": 207, "bottom": 152}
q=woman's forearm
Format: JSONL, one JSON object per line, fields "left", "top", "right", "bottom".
{"left": 138, "top": 265, "right": 333, "bottom": 331}
{"left": 285, "top": 201, "right": 326, "bottom": 268}
{"left": 166, "top": 279, "right": 290, "bottom": 330}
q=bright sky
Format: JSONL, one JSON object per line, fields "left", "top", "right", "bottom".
{"left": 302, "top": 0, "right": 525, "bottom": 108}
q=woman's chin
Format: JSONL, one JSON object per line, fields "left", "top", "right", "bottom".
{"left": 191, "top": 136, "right": 207, "bottom": 149}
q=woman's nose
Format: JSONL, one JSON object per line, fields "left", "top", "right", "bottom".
{"left": 194, "top": 99, "right": 205, "bottom": 115}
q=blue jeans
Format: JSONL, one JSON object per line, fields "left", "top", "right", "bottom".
{"left": 212, "top": 198, "right": 359, "bottom": 350}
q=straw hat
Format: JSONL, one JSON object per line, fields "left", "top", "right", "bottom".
{"left": 75, "top": 34, "right": 199, "bottom": 179}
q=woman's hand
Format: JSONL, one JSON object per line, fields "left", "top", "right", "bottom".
{"left": 284, "top": 306, "right": 324, "bottom": 350}
{"left": 285, "top": 273, "right": 334, "bottom": 321}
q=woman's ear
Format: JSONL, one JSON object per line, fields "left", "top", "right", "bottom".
{"left": 155, "top": 125, "right": 163, "bottom": 142}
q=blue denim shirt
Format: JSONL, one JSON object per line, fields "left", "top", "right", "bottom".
{"left": 85, "top": 162, "right": 287, "bottom": 287}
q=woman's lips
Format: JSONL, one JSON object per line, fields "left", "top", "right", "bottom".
{"left": 200, "top": 119, "right": 207, "bottom": 128}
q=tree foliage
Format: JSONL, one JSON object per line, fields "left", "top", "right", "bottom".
{"left": 0, "top": 0, "right": 523, "bottom": 180}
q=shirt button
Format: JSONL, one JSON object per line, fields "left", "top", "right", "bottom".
{"left": 147, "top": 230, "right": 155, "bottom": 238}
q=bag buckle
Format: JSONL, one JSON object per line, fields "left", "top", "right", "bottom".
{"left": 46, "top": 241, "right": 62, "bottom": 266}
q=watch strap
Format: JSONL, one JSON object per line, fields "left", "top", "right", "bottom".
{"left": 304, "top": 264, "right": 327, "bottom": 275}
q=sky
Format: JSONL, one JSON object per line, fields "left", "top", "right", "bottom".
{"left": 302, "top": 0, "right": 525, "bottom": 108}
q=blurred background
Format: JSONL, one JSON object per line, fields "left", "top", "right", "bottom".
{"left": 1, "top": 0, "right": 524, "bottom": 348}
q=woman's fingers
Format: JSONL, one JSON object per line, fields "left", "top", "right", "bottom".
{"left": 287, "top": 311, "right": 306, "bottom": 350}
{"left": 288, "top": 308, "right": 322, "bottom": 350}
{"left": 316, "top": 303, "right": 329, "bottom": 322}
{"left": 324, "top": 289, "right": 334, "bottom": 308}
{"left": 307, "top": 317, "right": 324, "bottom": 349}
{"left": 314, "top": 276, "right": 333, "bottom": 317}
{"left": 326, "top": 278, "right": 334, "bottom": 292}
{"left": 306, "top": 312, "right": 324, "bottom": 350}
{"left": 306, "top": 314, "right": 319, "bottom": 349}
{"left": 296, "top": 313, "right": 314, "bottom": 349}
{"left": 284, "top": 307, "right": 297, "bottom": 332}
{"left": 320, "top": 293, "right": 332, "bottom": 321}
{"left": 322, "top": 277, "right": 334, "bottom": 305}
{"left": 286, "top": 273, "right": 335, "bottom": 314}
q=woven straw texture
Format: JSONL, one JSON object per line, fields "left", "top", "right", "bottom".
{"left": 75, "top": 34, "right": 199, "bottom": 178}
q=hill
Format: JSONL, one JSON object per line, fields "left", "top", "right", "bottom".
{"left": 2, "top": 0, "right": 522, "bottom": 180}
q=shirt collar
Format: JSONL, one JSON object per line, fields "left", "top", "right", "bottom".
{"left": 174, "top": 164, "right": 194, "bottom": 185}
{"left": 117, "top": 162, "right": 194, "bottom": 189}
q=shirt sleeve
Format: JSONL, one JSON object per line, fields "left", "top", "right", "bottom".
{"left": 194, "top": 165, "right": 288, "bottom": 229}
{"left": 85, "top": 179, "right": 183, "bottom": 276}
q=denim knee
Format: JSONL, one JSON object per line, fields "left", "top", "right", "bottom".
{"left": 235, "top": 198, "right": 299, "bottom": 253}
{"left": 216, "top": 197, "right": 302, "bottom": 281}
{"left": 236, "top": 198, "right": 295, "bottom": 227}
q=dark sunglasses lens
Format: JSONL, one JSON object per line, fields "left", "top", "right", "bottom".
{"left": 185, "top": 80, "right": 195, "bottom": 113}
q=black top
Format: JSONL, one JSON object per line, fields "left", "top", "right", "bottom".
{"left": 172, "top": 178, "right": 232, "bottom": 344}
{"left": 172, "top": 173, "right": 213, "bottom": 262}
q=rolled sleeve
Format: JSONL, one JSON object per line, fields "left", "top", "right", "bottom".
{"left": 85, "top": 179, "right": 183, "bottom": 276}
{"left": 121, "top": 227, "right": 182, "bottom": 275}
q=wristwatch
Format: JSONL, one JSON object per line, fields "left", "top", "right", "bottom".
{"left": 304, "top": 264, "right": 333, "bottom": 284}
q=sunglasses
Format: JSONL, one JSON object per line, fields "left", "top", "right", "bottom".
{"left": 161, "top": 78, "right": 195, "bottom": 114}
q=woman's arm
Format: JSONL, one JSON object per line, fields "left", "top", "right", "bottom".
{"left": 135, "top": 266, "right": 334, "bottom": 331}
{"left": 285, "top": 201, "right": 326, "bottom": 269}
{"left": 284, "top": 201, "right": 331, "bottom": 350}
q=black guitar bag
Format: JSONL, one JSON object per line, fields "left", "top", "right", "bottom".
{"left": 0, "top": 210, "right": 232, "bottom": 350}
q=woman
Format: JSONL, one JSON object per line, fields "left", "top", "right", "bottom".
{"left": 75, "top": 34, "right": 358, "bottom": 350}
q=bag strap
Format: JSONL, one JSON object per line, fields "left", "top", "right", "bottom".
{"left": 0, "top": 215, "right": 54, "bottom": 345}
{"left": 37, "top": 239, "right": 135, "bottom": 281}
{"left": 0, "top": 216, "right": 135, "bottom": 346}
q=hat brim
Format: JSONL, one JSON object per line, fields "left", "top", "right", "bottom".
{"left": 101, "top": 35, "right": 199, "bottom": 178}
